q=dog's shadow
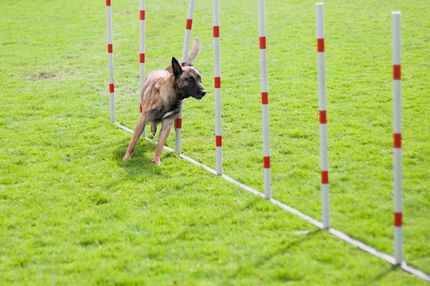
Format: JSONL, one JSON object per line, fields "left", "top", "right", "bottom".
{"left": 114, "top": 139, "right": 177, "bottom": 178}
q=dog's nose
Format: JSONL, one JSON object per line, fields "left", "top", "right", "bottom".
{"left": 200, "top": 90, "right": 207, "bottom": 97}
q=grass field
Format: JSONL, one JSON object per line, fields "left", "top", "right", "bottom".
{"left": 1, "top": 0, "right": 429, "bottom": 285}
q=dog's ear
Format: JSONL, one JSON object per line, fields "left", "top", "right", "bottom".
{"left": 172, "top": 57, "right": 182, "bottom": 78}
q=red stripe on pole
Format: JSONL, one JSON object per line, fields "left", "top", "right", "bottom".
{"left": 107, "top": 44, "right": 113, "bottom": 53}
{"left": 106, "top": 0, "right": 111, "bottom": 6}
{"left": 394, "top": 212, "right": 402, "bottom": 227}
{"left": 214, "top": 76, "right": 221, "bottom": 88}
{"left": 213, "top": 26, "right": 220, "bottom": 38}
{"left": 140, "top": 53, "right": 145, "bottom": 63}
{"left": 264, "top": 156, "right": 270, "bottom": 168}
{"left": 186, "top": 18, "right": 192, "bottom": 30}
{"left": 319, "top": 110, "right": 327, "bottom": 124}
{"left": 261, "top": 92, "right": 268, "bottom": 104}
{"left": 317, "top": 38, "right": 325, "bottom": 52}
{"left": 216, "top": 135, "right": 222, "bottom": 147}
{"left": 259, "top": 36, "right": 266, "bottom": 49}
{"left": 140, "top": 10, "right": 145, "bottom": 20}
{"left": 394, "top": 133, "right": 402, "bottom": 148}
{"left": 139, "top": 103, "right": 142, "bottom": 113}
{"left": 321, "top": 170, "right": 329, "bottom": 184}
{"left": 393, "top": 64, "right": 401, "bottom": 80}
{"left": 109, "top": 83, "right": 114, "bottom": 93}
{"left": 175, "top": 118, "right": 182, "bottom": 129}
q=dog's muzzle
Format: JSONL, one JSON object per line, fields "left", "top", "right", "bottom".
{"left": 195, "top": 89, "right": 206, "bottom": 99}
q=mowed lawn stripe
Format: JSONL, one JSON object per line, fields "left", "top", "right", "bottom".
{"left": 0, "top": 0, "right": 428, "bottom": 285}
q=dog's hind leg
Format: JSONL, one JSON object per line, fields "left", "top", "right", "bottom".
{"left": 123, "top": 113, "right": 147, "bottom": 160}
{"left": 152, "top": 118, "right": 174, "bottom": 165}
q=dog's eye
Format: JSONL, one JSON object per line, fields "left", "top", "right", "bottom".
{"left": 196, "top": 75, "right": 201, "bottom": 82}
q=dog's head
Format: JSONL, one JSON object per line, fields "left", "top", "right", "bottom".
{"left": 171, "top": 57, "right": 206, "bottom": 100}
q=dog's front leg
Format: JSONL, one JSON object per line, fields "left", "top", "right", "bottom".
{"left": 152, "top": 118, "right": 174, "bottom": 165}
{"left": 123, "top": 113, "right": 147, "bottom": 160}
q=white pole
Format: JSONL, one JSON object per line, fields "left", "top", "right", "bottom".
{"left": 139, "top": 0, "right": 145, "bottom": 136}
{"left": 181, "top": 0, "right": 195, "bottom": 63}
{"left": 392, "top": 11, "right": 403, "bottom": 265}
{"left": 176, "top": 0, "right": 195, "bottom": 153}
{"left": 316, "top": 2, "right": 330, "bottom": 229}
{"left": 106, "top": 0, "right": 115, "bottom": 122}
{"left": 139, "top": 0, "right": 145, "bottom": 88}
{"left": 258, "top": 0, "right": 271, "bottom": 199}
{"left": 213, "top": 0, "right": 222, "bottom": 175}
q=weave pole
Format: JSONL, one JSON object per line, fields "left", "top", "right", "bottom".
{"left": 213, "top": 0, "right": 223, "bottom": 175}
{"left": 139, "top": 0, "right": 145, "bottom": 121}
{"left": 106, "top": 0, "right": 115, "bottom": 122}
{"left": 392, "top": 11, "right": 403, "bottom": 265}
{"left": 316, "top": 2, "right": 330, "bottom": 229}
{"left": 257, "top": 0, "right": 271, "bottom": 199}
{"left": 175, "top": 0, "right": 196, "bottom": 153}
{"left": 139, "top": 0, "right": 146, "bottom": 87}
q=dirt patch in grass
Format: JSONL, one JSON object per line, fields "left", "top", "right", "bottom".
{"left": 23, "top": 71, "right": 56, "bottom": 81}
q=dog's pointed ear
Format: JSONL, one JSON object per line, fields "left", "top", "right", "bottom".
{"left": 172, "top": 57, "right": 182, "bottom": 78}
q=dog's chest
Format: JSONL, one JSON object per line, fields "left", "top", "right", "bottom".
{"left": 148, "top": 99, "right": 182, "bottom": 121}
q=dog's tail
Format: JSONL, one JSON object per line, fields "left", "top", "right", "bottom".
{"left": 183, "top": 37, "right": 201, "bottom": 64}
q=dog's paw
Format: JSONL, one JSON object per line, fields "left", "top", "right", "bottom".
{"left": 152, "top": 158, "right": 161, "bottom": 166}
{"left": 123, "top": 153, "right": 132, "bottom": 161}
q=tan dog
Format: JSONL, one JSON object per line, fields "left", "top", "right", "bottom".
{"left": 123, "top": 38, "right": 206, "bottom": 165}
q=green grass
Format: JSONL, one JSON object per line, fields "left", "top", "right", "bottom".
{"left": 0, "top": 0, "right": 429, "bottom": 285}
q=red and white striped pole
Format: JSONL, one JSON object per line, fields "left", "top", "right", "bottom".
{"left": 175, "top": 0, "right": 195, "bottom": 153}
{"left": 106, "top": 0, "right": 115, "bottom": 122}
{"left": 139, "top": 0, "right": 145, "bottom": 88}
{"left": 213, "top": 0, "right": 222, "bottom": 175}
{"left": 258, "top": 0, "right": 271, "bottom": 199}
{"left": 181, "top": 0, "right": 195, "bottom": 64}
{"left": 392, "top": 11, "right": 403, "bottom": 265}
{"left": 316, "top": 2, "right": 330, "bottom": 229}
{"left": 139, "top": 0, "right": 145, "bottom": 130}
